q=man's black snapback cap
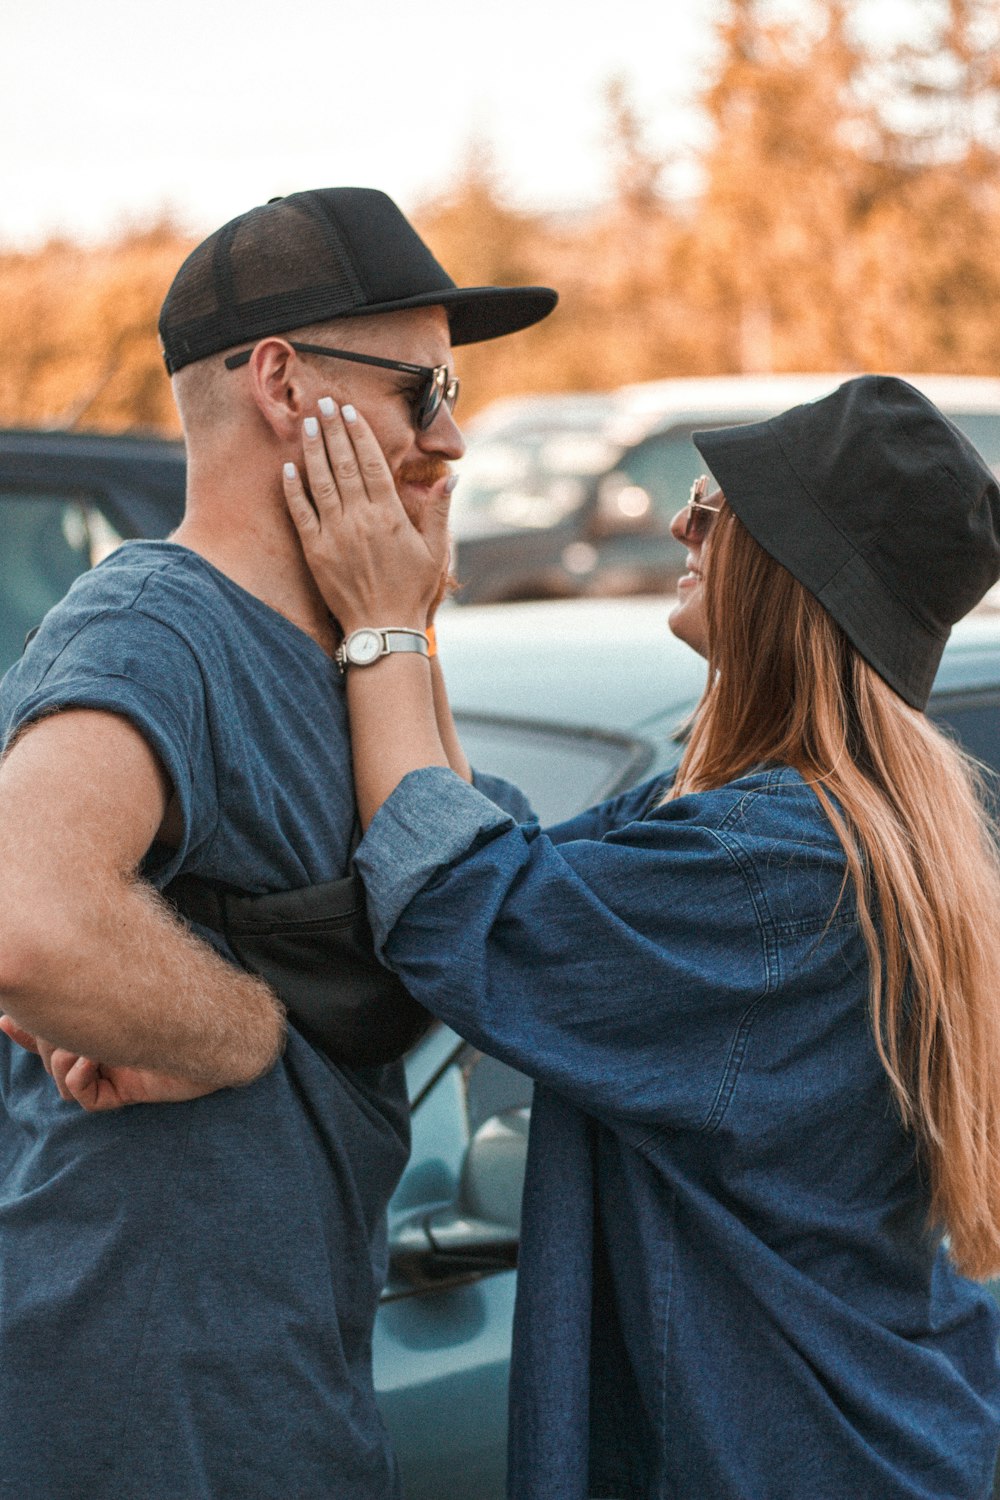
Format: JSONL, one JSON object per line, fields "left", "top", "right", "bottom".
{"left": 159, "top": 187, "right": 558, "bottom": 375}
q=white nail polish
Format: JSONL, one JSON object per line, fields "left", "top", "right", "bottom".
{"left": 284, "top": 462, "right": 297, "bottom": 479}
{"left": 318, "top": 397, "right": 336, "bottom": 417}
{"left": 342, "top": 404, "right": 357, "bottom": 424}
{"left": 304, "top": 417, "right": 319, "bottom": 437}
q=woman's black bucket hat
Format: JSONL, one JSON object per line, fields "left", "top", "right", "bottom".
{"left": 159, "top": 187, "right": 557, "bottom": 376}
{"left": 693, "top": 375, "right": 1000, "bottom": 710}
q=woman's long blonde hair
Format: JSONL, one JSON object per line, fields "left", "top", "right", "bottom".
{"left": 672, "top": 506, "right": 1000, "bottom": 1278}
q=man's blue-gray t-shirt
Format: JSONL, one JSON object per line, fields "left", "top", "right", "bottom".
{"left": 0, "top": 542, "right": 409, "bottom": 1500}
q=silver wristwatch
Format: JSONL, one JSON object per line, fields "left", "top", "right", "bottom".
{"left": 335, "top": 627, "right": 430, "bottom": 673}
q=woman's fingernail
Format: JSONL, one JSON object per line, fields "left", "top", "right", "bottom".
{"left": 444, "top": 474, "right": 459, "bottom": 493}
{"left": 318, "top": 397, "right": 336, "bottom": 417}
{"left": 304, "top": 416, "right": 319, "bottom": 437}
{"left": 342, "top": 404, "right": 357, "bottom": 424}
{"left": 284, "top": 462, "right": 297, "bottom": 480}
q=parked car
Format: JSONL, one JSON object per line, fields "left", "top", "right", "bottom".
{"left": 451, "top": 374, "right": 1000, "bottom": 604}
{"left": 4, "top": 428, "right": 1000, "bottom": 1496}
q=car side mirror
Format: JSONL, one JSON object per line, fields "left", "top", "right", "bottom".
{"left": 389, "top": 1107, "right": 529, "bottom": 1284}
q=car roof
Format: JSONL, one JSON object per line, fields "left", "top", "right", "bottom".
{"left": 467, "top": 373, "right": 1000, "bottom": 449}
{"left": 0, "top": 427, "right": 184, "bottom": 460}
{"left": 934, "top": 603, "right": 1000, "bottom": 694}
{"left": 616, "top": 372, "right": 1000, "bottom": 418}
{"left": 0, "top": 428, "right": 186, "bottom": 538}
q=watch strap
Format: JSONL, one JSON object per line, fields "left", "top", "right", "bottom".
{"left": 335, "top": 627, "right": 430, "bottom": 672}
{"left": 381, "top": 629, "right": 430, "bottom": 656}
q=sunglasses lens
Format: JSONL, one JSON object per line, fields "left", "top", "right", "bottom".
{"left": 417, "top": 385, "right": 440, "bottom": 430}
{"left": 685, "top": 505, "right": 710, "bottom": 543}
{"left": 417, "top": 370, "right": 460, "bottom": 430}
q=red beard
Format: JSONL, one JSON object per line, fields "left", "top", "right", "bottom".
{"left": 396, "top": 456, "right": 451, "bottom": 489}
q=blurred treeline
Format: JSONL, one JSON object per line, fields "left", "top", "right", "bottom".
{"left": 2, "top": 0, "right": 999, "bottom": 437}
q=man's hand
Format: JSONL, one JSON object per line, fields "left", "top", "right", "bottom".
{"left": 0, "top": 1016, "right": 219, "bottom": 1111}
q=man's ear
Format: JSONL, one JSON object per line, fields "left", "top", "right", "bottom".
{"left": 245, "top": 339, "right": 312, "bottom": 439}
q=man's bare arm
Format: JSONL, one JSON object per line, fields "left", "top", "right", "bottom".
{"left": 0, "top": 709, "right": 285, "bottom": 1087}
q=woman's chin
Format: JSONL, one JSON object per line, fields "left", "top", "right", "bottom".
{"left": 668, "top": 594, "right": 708, "bottom": 658}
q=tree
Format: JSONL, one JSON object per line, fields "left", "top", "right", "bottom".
{"left": 0, "top": 221, "right": 187, "bottom": 434}
{"left": 689, "top": 0, "right": 884, "bottom": 372}
{"left": 852, "top": 0, "right": 1000, "bottom": 371}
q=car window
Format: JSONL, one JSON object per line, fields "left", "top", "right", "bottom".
{"left": 464, "top": 1050, "right": 534, "bottom": 1136}
{"left": 0, "top": 493, "right": 123, "bottom": 674}
{"left": 612, "top": 428, "right": 707, "bottom": 530}
{"left": 451, "top": 429, "right": 618, "bottom": 537}
{"left": 945, "top": 414, "right": 1000, "bottom": 470}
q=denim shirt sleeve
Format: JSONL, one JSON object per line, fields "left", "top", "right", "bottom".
{"left": 358, "top": 767, "right": 517, "bottom": 943}
{"left": 355, "top": 766, "right": 772, "bottom": 1132}
{"left": 543, "top": 774, "right": 674, "bottom": 846}
{"left": 470, "top": 767, "right": 537, "bottom": 823}
{"left": 467, "top": 769, "right": 669, "bottom": 840}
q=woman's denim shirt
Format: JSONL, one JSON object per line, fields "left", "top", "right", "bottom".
{"left": 356, "top": 765, "right": 1000, "bottom": 1500}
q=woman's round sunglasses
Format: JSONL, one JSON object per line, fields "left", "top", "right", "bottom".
{"left": 683, "top": 475, "right": 723, "bottom": 542}
{"left": 224, "top": 340, "right": 460, "bottom": 432}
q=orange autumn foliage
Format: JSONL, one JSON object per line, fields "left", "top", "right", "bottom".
{"left": 2, "top": 0, "right": 1000, "bottom": 436}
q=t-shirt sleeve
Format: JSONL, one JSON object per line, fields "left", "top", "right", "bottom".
{"left": 4, "top": 608, "right": 218, "bottom": 881}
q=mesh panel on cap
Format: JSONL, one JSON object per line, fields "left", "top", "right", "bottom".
{"left": 160, "top": 197, "right": 367, "bottom": 371}
{"left": 227, "top": 200, "right": 363, "bottom": 307}
{"left": 160, "top": 237, "right": 219, "bottom": 326}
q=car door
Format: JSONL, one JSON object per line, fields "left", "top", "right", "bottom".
{"left": 373, "top": 711, "right": 669, "bottom": 1498}
{"left": 375, "top": 1031, "right": 532, "bottom": 1499}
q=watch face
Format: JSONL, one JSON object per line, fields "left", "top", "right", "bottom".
{"left": 347, "top": 629, "right": 383, "bottom": 666}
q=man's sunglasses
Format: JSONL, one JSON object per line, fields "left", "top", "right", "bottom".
{"left": 683, "top": 475, "right": 723, "bottom": 542}
{"left": 224, "top": 341, "right": 460, "bottom": 432}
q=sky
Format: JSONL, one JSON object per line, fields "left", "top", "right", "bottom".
{"left": 2, "top": 0, "right": 929, "bottom": 251}
{"left": 2, "top": 0, "right": 726, "bottom": 249}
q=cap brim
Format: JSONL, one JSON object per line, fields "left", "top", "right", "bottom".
{"left": 334, "top": 285, "right": 558, "bottom": 345}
